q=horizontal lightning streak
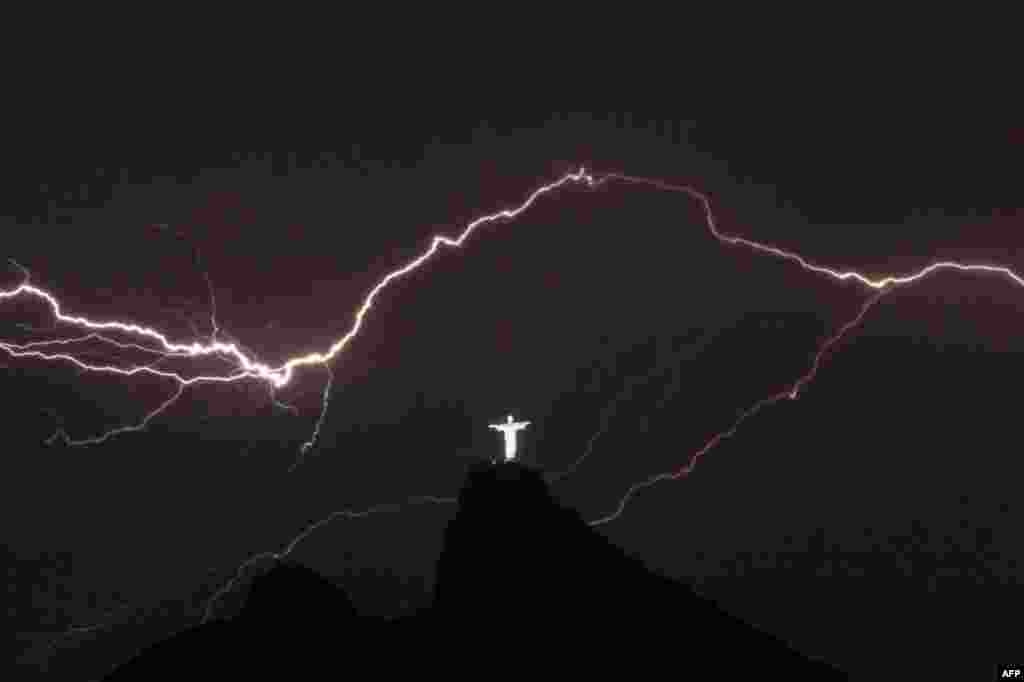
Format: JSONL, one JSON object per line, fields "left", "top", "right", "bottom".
{"left": 0, "top": 169, "right": 599, "bottom": 395}
{"left": 604, "top": 173, "right": 1024, "bottom": 290}
{"left": 2, "top": 332, "right": 190, "bottom": 355}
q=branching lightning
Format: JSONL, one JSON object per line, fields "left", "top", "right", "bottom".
{"left": 11, "top": 165, "right": 1024, "bottom": 656}
{"left": 7, "top": 168, "right": 1015, "bottom": 450}
{"left": 0, "top": 168, "right": 600, "bottom": 449}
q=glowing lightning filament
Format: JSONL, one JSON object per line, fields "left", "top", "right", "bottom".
{"left": 31, "top": 165, "right": 1024, "bottom": 657}
{"left": 0, "top": 168, "right": 601, "bottom": 445}
{"left": 3, "top": 166, "right": 1024, "bottom": 458}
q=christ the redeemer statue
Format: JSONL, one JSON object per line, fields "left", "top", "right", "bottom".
{"left": 488, "top": 414, "right": 531, "bottom": 462}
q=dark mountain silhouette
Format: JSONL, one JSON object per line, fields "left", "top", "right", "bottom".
{"left": 103, "top": 460, "right": 848, "bottom": 679}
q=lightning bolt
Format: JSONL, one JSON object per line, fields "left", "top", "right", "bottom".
{"left": 47, "top": 494, "right": 455, "bottom": 676}
{"left": 0, "top": 168, "right": 602, "bottom": 447}
{"left": 586, "top": 287, "right": 890, "bottom": 527}
{"left": 13, "top": 166, "right": 1024, "bottom": 660}
{"left": 4, "top": 168, "right": 1016, "bottom": 446}
{"left": 566, "top": 173, "right": 1024, "bottom": 525}
{"left": 8, "top": 164, "right": 1024, "bottom": 516}
{"left": 547, "top": 325, "right": 722, "bottom": 484}
{"left": 7, "top": 168, "right": 1012, "bottom": 448}
{"left": 198, "top": 494, "right": 456, "bottom": 625}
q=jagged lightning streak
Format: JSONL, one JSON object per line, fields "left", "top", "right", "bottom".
{"left": 199, "top": 494, "right": 455, "bottom": 625}
{"left": 567, "top": 172, "right": 1024, "bottom": 525}
{"left": 603, "top": 172, "right": 1024, "bottom": 290}
{"left": 290, "top": 362, "right": 335, "bottom": 471}
{"left": 5, "top": 168, "right": 1020, "bottom": 441}
{"left": 5, "top": 165, "right": 1024, "bottom": 505}
{"left": 3, "top": 332, "right": 192, "bottom": 357}
{"left": 547, "top": 326, "right": 721, "bottom": 484}
{"left": 46, "top": 384, "right": 189, "bottom": 447}
{"left": 0, "top": 168, "right": 602, "bottom": 446}
{"left": 587, "top": 287, "right": 890, "bottom": 527}
{"left": 46, "top": 495, "right": 455, "bottom": 669}
{"left": 24, "top": 165, "right": 1024, "bottom": 663}
{"left": 5, "top": 166, "right": 1024, "bottom": 492}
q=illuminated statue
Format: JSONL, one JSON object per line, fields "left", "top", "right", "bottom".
{"left": 488, "top": 414, "right": 531, "bottom": 462}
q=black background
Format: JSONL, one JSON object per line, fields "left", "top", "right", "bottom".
{"left": 4, "top": 100, "right": 1022, "bottom": 678}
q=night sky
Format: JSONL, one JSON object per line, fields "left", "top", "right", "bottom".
{"left": 5, "top": 112, "right": 1023, "bottom": 677}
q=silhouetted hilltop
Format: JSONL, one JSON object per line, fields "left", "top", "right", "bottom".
{"left": 102, "top": 560, "right": 371, "bottom": 679}
{"left": 103, "top": 460, "right": 847, "bottom": 679}
{"left": 434, "top": 461, "right": 847, "bottom": 675}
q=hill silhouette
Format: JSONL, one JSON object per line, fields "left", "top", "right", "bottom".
{"left": 102, "top": 460, "right": 848, "bottom": 679}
